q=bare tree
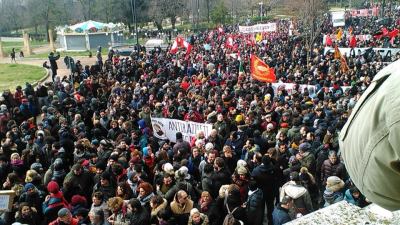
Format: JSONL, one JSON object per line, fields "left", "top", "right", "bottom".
{"left": 148, "top": 0, "right": 186, "bottom": 30}
{"left": 285, "top": 0, "right": 328, "bottom": 61}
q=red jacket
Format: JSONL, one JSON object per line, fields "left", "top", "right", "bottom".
{"left": 49, "top": 218, "right": 78, "bottom": 225}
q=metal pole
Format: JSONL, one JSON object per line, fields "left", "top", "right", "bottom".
{"left": 88, "top": 0, "right": 91, "bottom": 20}
{"left": 130, "top": 0, "right": 139, "bottom": 47}
{"left": 134, "top": 0, "right": 139, "bottom": 47}
{"left": 130, "top": 0, "right": 135, "bottom": 35}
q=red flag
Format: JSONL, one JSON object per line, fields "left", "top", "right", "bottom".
{"left": 374, "top": 31, "right": 383, "bottom": 39}
{"left": 389, "top": 28, "right": 399, "bottom": 44}
{"left": 250, "top": 55, "right": 276, "bottom": 83}
{"left": 325, "top": 35, "right": 333, "bottom": 46}
{"left": 207, "top": 31, "right": 214, "bottom": 41}
{"left": 349, "top": 35, "right": 357, "bottom": 48}
{"left": 170, "top": 37, "right": 192, "bottom": 55}
{"left": 225, "top": 35, "right": 234, "bottom": 49}
{"left": 382, "top": 27, "right": 389, "bottom": 36}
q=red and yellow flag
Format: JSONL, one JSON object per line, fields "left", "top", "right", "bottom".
{"left": 250, "top": 55, "right": 276, "bottom": 83}
{"left": 334, "top": 45, "right": 341, "bottom": 59}
{"left": 348, "top": 26, "right": 353, "bottom": 35}
{"left": 340, "top": 55, "right": 349, "bottom": 73}
{"left": 334, "top": 46, "right": 349, "bottom": 72}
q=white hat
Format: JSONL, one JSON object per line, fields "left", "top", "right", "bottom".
{"left": 176, "top": 166, "right": 191, "bottom": 180}
{"left": 205, "top": 143, "right": 214, "bottom": 151}
{"left": 163, "top": 163, "right": 174, "bottom": 174}
{"left": 190, "top": 208, "right": 200, "bottom": 216}
{"left": 237, "top": 159, "right": 247, "bottom": 168}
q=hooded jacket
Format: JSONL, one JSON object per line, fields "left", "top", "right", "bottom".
{"left": 279, "top": 181, "right": 313, "bottom": 214}
{"left": 339, "top": 59, "right": 400, "bottom": 210}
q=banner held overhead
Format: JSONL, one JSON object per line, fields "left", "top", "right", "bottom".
{"left": 151, "top": 117, "right": 213, "bottom": 143}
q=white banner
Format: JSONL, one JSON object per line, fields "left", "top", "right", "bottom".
{"left": 271, "top": 83, "right": 351, "bottom": 97}
{"left": 323, "top": 34, "right": 372, "bottom": 43}
{"left": 238, "top": 23, "right": 277, "bottom": 33}
{"left": 272, "top": 83, "right": 317, "bottom": 96}
{"left": 324, "top": 47, "right": 400, "bottom": 58}
{"left": 151, "top": 117, "right": 213, "bottom": 143}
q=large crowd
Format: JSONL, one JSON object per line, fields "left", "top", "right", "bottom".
{"left": 0, "top": 3, "right": 399, "bottom": 225}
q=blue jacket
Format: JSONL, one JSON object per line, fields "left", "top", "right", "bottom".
{"left": 272, "top": 205, "right": 291, "bottom": 225}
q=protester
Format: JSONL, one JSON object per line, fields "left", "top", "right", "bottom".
{"left": 0, "top": 5, "right": 398, "bottom": 224}
{"left": 48, "top": 52, "right": 60, "bottom": 82}
{"left": 272, "top": 196, "right": 293, "bottom": 225}
{"left": 49, "top": 208, "right": 79, "bottom": 225}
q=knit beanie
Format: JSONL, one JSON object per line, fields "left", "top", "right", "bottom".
{"left": 71, "top": 195, "right": 87, "bottom": 206}
{"left": 24, "top": 183, "right": 35, "bottom": 192}
{"left": 47, "top": 181, "right": 60, "bottom": 194}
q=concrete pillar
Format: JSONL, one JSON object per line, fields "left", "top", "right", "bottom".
{"left": 110, "top": 33, "right": 114, "bottom": 46}
{"left": 0, "top": 37, "right": 4, "bottom": 58}
{"left": 85, "top": 32, "right": 90, "bottom": 50}
{"left": 23, "top": 31, "right": 32, "bottom": 56}
{"left": 48, "top": 29, "right": 56, "bottom": 52}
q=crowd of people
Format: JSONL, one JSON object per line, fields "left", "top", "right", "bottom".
{"left": 0, "top": 2, "right": 399, "bottom": 225}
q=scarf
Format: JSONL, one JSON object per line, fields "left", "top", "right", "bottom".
{"left": 53, "top": 169, "right": 66, "bottom": 178}
{"left": 139, "top": 192, "right": 154, "bottom": 206}
{"left": 11, "top": 160, "right": 24, "bottom": 166}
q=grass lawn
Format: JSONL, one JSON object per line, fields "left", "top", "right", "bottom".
{"left": 2, "top": 40, "right": 48, "bottom": 56}
{"left": 0, "top": 64, "right": 46, "bottom": 92}
{"left": 27, "top": 51, "right": 96, "bottom": 59}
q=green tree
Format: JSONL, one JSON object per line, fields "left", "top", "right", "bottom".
{"left": 211, "top": 1, "right": 230, "bottom": 24}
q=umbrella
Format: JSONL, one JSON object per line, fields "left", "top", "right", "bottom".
{"left": 70, "top": 20, "right": 106, "bottom": 33}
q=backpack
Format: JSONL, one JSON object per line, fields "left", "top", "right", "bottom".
{"left": 222, "top": 204, "right": 239, "bottom": 225}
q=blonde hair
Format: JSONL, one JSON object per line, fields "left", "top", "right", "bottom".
{"left": 107, "top": 197, "right": 124, "bottom": 212}
{"left": 10, "top": 153, "right": 20, "bottom": 160}
{"left": 25, "top": 170, "right": 38, "bottom": 183}
{"left": 300, "top": 167, "right": 316, "bottom": 184}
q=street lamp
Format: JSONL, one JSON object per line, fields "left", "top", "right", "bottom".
{"left": 130, "top": 0, "right": 139, "bottom": 47}
{"left": 259, "top": 2, "right": 264, "bottom": 22}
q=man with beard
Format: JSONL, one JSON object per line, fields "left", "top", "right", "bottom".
{"left": 156, "top": 173, "right": 175, "bottom": 199}
{"left": 63, "top": 163, "right": 94, "bottom": 201}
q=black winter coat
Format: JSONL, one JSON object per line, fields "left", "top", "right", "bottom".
{"left": 251, "top": 163, "right": 279, "bottom": 199}
{"left": 246, "top": 189, "right": 264, "bottom": 225}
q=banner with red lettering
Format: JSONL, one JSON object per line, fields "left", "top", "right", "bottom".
{"left": 349, "top": 7, "right": 379, "bottom": 17}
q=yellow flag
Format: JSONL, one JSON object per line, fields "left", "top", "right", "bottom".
{"left": 255, "top": 33, "right": 263, "bottom": 42}
{"left": 336, "top": 28, "right": 343, "bottom": 41}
